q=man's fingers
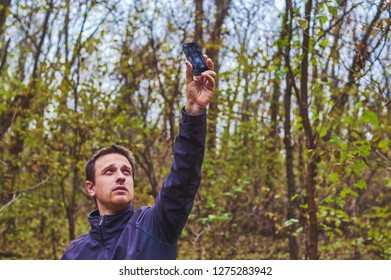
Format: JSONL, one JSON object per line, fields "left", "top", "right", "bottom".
{"left": 201, "top": 71, "right": 216, "bottom": 89}
{"left": 185, "top": 61, "right": 193, "bottom": 85}
{"left": 206, "top": 58, "right": 214, "bottom": 71}
{"left": 186, "top": 55, "right": 214, "bottom": 87}
{"left": 202, "top": 70, "right": 216, "bottom": 80}
{"left": 203, "top": 54, "right": 214, "bottom": 71}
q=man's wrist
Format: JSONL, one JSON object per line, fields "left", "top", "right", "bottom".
{"left": 184, "top": 102, "right": 205, "bottom": 115}
{"left": 181, "top": 106, "right": 206, "bottom": 128}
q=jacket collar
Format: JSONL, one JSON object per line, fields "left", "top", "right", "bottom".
{"left": 88, "top": 205, "right": 134, "bottom": 242}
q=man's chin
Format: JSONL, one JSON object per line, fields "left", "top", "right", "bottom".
{"left": 112, "top": 197, "right": 132, "bottom": 207}
{"left": 107, "top": 202, "right": 131, "bottom": 214}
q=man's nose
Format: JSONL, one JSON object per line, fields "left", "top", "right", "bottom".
{"left": 116, "top": 171, "right": 126, "bottom": 183}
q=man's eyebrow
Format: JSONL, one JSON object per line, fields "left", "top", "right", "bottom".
{"left": 121, "top": 165, "right": 132, "bottom": 172}
{"left": 100, "top": 163, "right": 115, "bottom": 173}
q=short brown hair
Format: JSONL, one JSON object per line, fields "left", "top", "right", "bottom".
{"left": 85, "top": 145, "right": 136, "bottom": 184}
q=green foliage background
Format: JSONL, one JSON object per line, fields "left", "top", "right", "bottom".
{"left": 0, "top": 0, "right": 390, "bottom": 259}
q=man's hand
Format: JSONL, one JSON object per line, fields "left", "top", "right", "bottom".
{"left": 185, "top": 54, "right": 216, "bottom": 115}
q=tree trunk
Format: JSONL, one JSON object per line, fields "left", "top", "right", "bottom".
{"left": 0, "top": 0, "right": 11, "bottom": 76}
{"left": 205, "top": 0, "right": 231, "bottom": 152}
{"left": 0, "top": 0, "right": 53, "bottom": 139}
{"left": 194, "top": 0, "right": 203, "bottom": 44}
{"left": 283, "top": 0, "right": 299, "bottom": 260}
{"left": 0, "top": 0, "right": 11, "bottom": 37}
{"left": 299, "top": 0, "right": 318, "bottom": 260}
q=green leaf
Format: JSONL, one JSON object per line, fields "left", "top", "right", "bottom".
{"left": 327, "top": 5, "right": 338, "bottom": 16}
{"left": 336, "top": 210, "right": 349, "bottom": 220}
{"left": 300, "top": 203, "right": 308, "bottom": 209}
{"left": 357, "top": 143, "right": 371, "bottom": 157}
{"left": 319, "top": 126, "right": 327, "bottom": 137}
{"left": 284, "top": 219, "right": 299, "bottom": 227}
{"left": 335, "top": 228, "right": 343, "bottom": 235}
{"left": 319, "top": 15, "right": 329, "bottom": 24}
{"left": 208, "top": 214, "right": 216, "bottom": 221}
{"left": 344, "top": 115, "right": 354, "bottom": 125}
{"left": 378, "top": 139, "right": 388, "bottom": 149}
{"left": 319, "top": 39, "right": 328, "bottom": 48}
{"left": 336, "top": 196, "right": 345, "bottom": 207}
{"left": 385, "top": 178, "right": 391, "bottom": 189}
{"left": 362, "top": 110, "right": 379, "bottom": 128}
{"left": 371, "top": 131, "right": 382, "bottom": 142}
{"left": 290, "top": 194, "right": 299, "bottom": 201}
{"left": 340, "top": 187, "right": 359, "bottom": 199}
{"left": 0, "top": 102, "right": 7, "bottom": 113}
{"left": 329, "top": 172, "right": 339, "bottom": 184}
{"left": 354, "top": 179, "right": 367, "bottom": 190}
{"left": 297, "top": 17, "right": 309, "bottom": 31}
{"left": 355, "top": 101, "right": 364, "bottom": 109}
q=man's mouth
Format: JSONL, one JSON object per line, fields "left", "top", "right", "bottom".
{"left": 113, "top": 186, "right": 128, "bottom": 192}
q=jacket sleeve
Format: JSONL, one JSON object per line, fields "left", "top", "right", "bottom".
{"left": 150, "top": 108, "right": 206, "bottom": 244}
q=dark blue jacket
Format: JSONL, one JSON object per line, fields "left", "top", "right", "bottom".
{"left": 61, "top": 110, "right": 206, "bottom": 260}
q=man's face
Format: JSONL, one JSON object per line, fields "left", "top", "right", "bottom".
{"left": 86, "top": 153, "right": 134, "bottom": 215}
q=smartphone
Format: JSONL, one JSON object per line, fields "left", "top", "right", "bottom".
{"left": 181, "top": 42, "right": 209, "bottom": 76}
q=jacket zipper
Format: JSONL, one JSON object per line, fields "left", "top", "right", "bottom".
{"left": 99, "top": 215, "right": 104, "bottom": 242}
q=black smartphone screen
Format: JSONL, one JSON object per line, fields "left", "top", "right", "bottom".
{"left": 181, "top": 42, "right": 209, "bottom": 76}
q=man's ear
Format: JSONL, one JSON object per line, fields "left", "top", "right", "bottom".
{"left": 86, "top": 181, "right": 95, "bottom": 197}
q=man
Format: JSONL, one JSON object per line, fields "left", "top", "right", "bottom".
{"left": 61, "top": 55, "right": 216, "bottom": 259}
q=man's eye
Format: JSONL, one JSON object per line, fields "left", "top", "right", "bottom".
{"left": 123, "top": 170, "right": 131, "bottom": 175}
{"left": 104, "top": 169, "right": 114, "bottom": 174}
